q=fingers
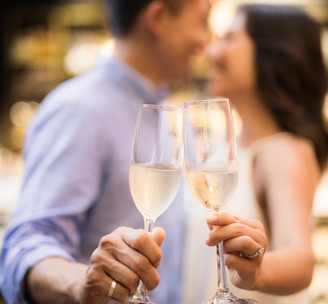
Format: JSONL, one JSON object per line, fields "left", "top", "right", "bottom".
{"left": 224, "top": 254, "right": 261, "bottom": 290}
{"left": 121, "top": 227, "right": 164, "bottom": 289}
{"left": 152, "top": 227, "right": 166, "bottom": 247}
{"left": 206, "top": 211, "right": 262, "bottom": 230}
{"left": 205, "top": 212, "right": 268, "bottom": 264}
{"left": 206, "top": 212, "right": 267, "bottom": 248}
{"left": 122, "top": 227, "right": 164, "bottom": 269}
{"left": 205, "top": 212, "right": 268, "bottom": 291}
{"left": 223, "top": 235, "right": 263, "bottom": 258}
{"left": 206, "top": 211, "right": 239, "bottom": 228}
{"left": 82, "top": 268, "right": 134, "bottom": 303}
{"left": 81, "top": 226, "right": 165, "bottom": 303}
{"left": 84, "top": 246, "right": 137, "bottom": 302}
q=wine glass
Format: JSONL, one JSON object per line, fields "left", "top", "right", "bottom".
{"left": 128, "top": 104, "right": 183, "bottom": 303}
{"left": 183, "top": 98, "right": 259, "bottom": 304}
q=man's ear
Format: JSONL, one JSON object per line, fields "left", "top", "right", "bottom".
{"left": 143, "top": 0, "right": 170, "bottom": 37}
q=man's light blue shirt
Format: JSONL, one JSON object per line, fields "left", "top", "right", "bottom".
{"left": 0, "top": 56, "right": 186, "bottom": 304}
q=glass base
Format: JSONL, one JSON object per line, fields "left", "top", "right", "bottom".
{"left": 128, "top": 281, "right": 153, "bottom": 304}
{"left": 128, "top": 293, "right": 153, "bottom": 304}
{"left": 128, "top": 301, "right": 154, "bottom": 304}
{"left": 128, "top": 300, "right": 154, "bottom": 304}
{"left": 128, "top": 299, "right": 154, "bottom": 304}
{"left": 202, "top": 290, "right": 259, "bottom": 304}
{"left": 203, "top": 298, "right": 258, "bottom": 304}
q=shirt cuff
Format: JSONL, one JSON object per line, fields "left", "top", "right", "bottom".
{"left": 2, "top": 244, "right": 74, "bottom": 304}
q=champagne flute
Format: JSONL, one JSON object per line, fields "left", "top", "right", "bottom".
{"left": 183, "top": 98, "right": 259, "bottom": 304}
{"left": 129, "top": 104, "right": 183, "bottom": 304}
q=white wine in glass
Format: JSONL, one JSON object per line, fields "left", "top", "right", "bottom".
{"left": 186, "top": 168, "right": 238, "bottom": 211}
{"left": 129, "top": 104, "right": 183, "bottom": 304}
{"left": 130, "top": 164, "right": 181, "bottom": 219}
{"left": 183, "top": 98, "right": 259, "bottom": 304}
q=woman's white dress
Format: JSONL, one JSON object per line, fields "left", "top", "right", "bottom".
{"left": 182, "top": 133, "right": 311, "bottom": 304}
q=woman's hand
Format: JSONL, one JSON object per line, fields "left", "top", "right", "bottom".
{"left": 206, "top": 212, "right": 268, "bottom": 290}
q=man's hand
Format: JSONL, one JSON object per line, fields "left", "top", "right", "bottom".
{"left": 27, "top": 227, "right": 165, "bottom": 304}
{"left": 78, "top": 226, "right": 165, "bottom": 303}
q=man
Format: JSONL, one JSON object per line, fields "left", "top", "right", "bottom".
{"left": 0, "top": 0, "right": 209, "bottom": 303}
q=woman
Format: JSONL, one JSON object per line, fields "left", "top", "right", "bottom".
{"left": 192, "top": 4, "right": 328, "bottom": 304}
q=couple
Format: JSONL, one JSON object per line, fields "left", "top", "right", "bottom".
{"left": 0, "top": 0, "right": 327, "bottom": 303}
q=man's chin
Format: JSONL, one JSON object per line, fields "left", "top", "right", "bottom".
{"left": 206, "top": 81, "right": 227, "bottom": 97}
{"left": 167, "top": 70, "right": 189, "bottom": 82}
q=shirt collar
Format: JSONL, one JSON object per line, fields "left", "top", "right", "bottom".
{"left": 96, "top": 54, "right": 170, "bottom": 105}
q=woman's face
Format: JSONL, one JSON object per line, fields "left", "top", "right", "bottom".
{"left": 207, "top": 12, "right": 257, "bottom": 99}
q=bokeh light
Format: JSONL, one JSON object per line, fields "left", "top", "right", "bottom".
{"left": 9, "top": 101, "right": 39, "bottom": 150}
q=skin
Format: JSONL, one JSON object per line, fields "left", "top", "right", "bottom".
{"left": 116, "top": 0, "right": 210, "bottom": 86}
{"left": 26, "top": 1, "right": 210, "bottom": 303}
{"left": 206, "top": 12, "right": 318, "bottom": 295}
{"left": 27, "top": 227, "right": 165, "bottom": 303}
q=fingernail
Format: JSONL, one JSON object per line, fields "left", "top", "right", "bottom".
{"left": 206, "top": 214, "right": 217, "bottom": 222}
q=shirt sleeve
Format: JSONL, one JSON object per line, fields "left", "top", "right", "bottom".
{"left": 0, "top": 91, "right": 109, "bottom": 303}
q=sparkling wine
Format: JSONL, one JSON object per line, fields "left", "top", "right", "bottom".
{"left": 129, "top": 163, "right": 181, "bottom": 218}
{"left": 186, "top": 168, "right": 238, "bottom": 211}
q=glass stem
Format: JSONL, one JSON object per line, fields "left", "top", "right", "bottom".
{"left": 217, "top": 241, "right": 230, "bottom": 294}
{"left": 144, "top": 217, "right": 155, "bottom": 233}
{"left": 134, "top": 218, "right": 156, "bottom": 302}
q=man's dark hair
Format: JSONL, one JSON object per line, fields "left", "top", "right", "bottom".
{"left": 106, "top": 0, "right": 185, "bottom": 37}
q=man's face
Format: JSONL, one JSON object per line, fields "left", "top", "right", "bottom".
{"left": 157, "top": 0, "right": 210, "bottom": 81}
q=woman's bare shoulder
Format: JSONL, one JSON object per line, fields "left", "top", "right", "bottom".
{"left": 254, "top": 133, "right": 320, "bottom": 183}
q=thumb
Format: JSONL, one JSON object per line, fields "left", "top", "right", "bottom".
{"left": 152, "top": 227, "right": 166, "bottom": 247}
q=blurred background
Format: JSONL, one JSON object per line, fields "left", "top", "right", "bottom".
{"left": 0, "top": 0, "right": 327, "bottom": 303}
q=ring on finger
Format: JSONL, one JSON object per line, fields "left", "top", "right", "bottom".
{"left": 108, "top": 279, "right": 117, "bottom": 298}
{"left": 244, "top": 247, "right": 265, "bottom": 259}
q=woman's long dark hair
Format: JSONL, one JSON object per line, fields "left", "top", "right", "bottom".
{"left": 239, "top": 4, "right": 328, "bottom": 171}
